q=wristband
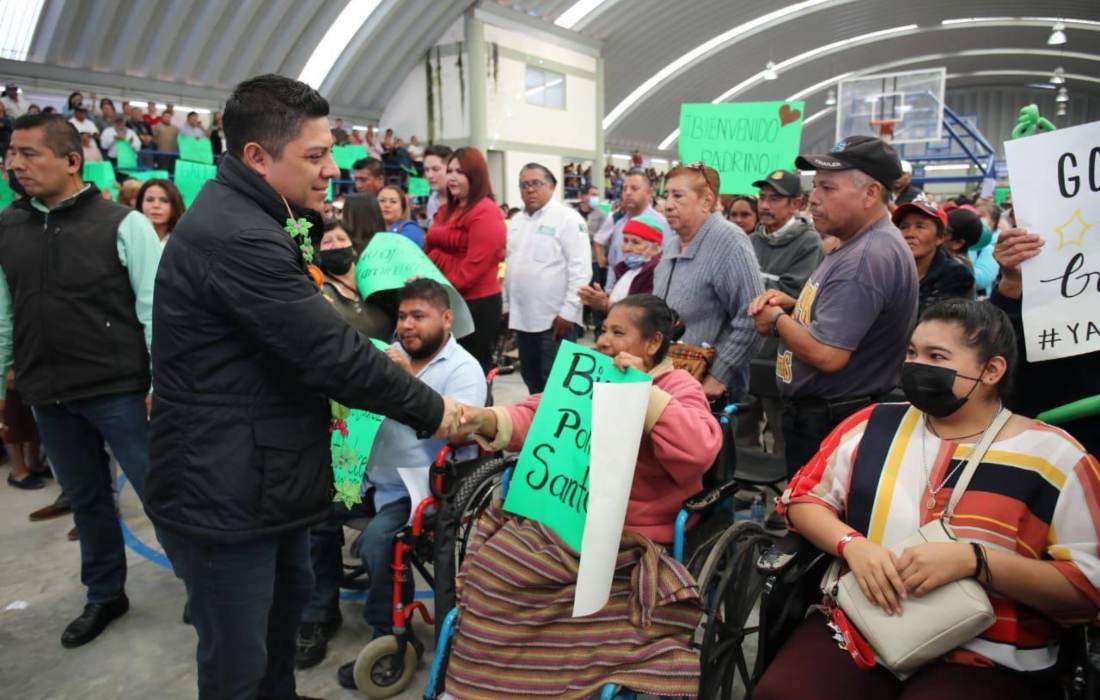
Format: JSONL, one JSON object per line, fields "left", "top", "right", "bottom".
{"left": 769, "top": 310, "right": 785, "bottom": 337}
{"left": 836, "top": 530, "right": 864, "bottom": 558}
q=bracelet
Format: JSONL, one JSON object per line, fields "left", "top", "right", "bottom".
{"left": 769, "top": 310, "right": 785, "bottom": 337}
{"left": 836, "top": 531, "right": 864, "bottom": 558}
{"left": 970, "top": 542, "right": 985, "bottom": 579}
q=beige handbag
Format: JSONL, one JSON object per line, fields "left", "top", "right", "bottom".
{"left": 821, "top": 408, "right": 1011, "bottom": 678}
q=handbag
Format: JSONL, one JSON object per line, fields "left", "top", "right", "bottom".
{"left": 666, "top": 342, "right": 716, "bottom": 381}
{"left": 820, "top": 408, "right": 1011, "bottom": 678}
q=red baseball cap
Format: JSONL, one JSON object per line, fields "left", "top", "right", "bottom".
{"left": 892, "top": 195, "right": 947, "bottom": 230}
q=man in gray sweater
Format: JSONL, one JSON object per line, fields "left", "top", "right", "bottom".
{"left": 740, "top": 170, "right": 824, "bottom": 453}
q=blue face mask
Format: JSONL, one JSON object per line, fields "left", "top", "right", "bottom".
{"left": 587, "top": 195, "right": 600, "bottom": 208}
{"left": 623, "top": 252, "right": 647, "bottom": 269}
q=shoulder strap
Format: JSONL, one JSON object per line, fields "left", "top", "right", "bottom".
{"left": 943, "top": 408, "right": 1011, "bottom": 521}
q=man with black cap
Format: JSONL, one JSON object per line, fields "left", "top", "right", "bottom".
{"left": 748, "top": 136, "right": 917, "bottom": 478}
{"left": 738, "top": 169, "right": 823, "bottom": 454}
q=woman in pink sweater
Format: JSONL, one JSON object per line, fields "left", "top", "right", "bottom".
{"left": 446, "top": 295, "right": 721, "bottom": 699}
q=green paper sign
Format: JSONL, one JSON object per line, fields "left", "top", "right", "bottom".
{"left": 407, "top": 176, "right": 430, "bottom": 197}
{"left": 357, "top": 232, "right": 474, "bottom": 339}
{"left": 332, "top": 144, "right": 367, "bottom": 170}
{"left": 678, "top": 101, "right": 805, "bottom": 195}
{"left": 326, "top": 178, "right": 333, "bottom": 201}
{"left": 177, "top": 136, "right": 214, "bottom": 164}
{"left": 174, "top": 161, "right": 218, "bottom": 207}
{"left": 115, "top": 140, "right": 139, "bottom": 170}
{"left": 994, "top": 186, "right": 1011, "bottom": 205}
{"left": 330, "top": 338, "right": 391, "bottom": 507}
{"left": 502, "top": 341, "right": 650, "bottom": 551}
{"left": 128, "top": 169, "right": 170, "bottom": 182}
{"left": 0, "top": 175, "right": 16, "bottom": 210}
{"left": 83, "top": 161, "right": 116, "bottom": 190}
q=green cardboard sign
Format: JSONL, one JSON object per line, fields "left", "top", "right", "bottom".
{"left": 330, "top": 338, "right": 391, "bottom": 507}
{"left": 678, "top": 101, "right": 805, "bottom": 195}
{"left": 0, "top": 175, "right": 16, "bottom": 210}
{"left": 994, "top": 186, "right": 1011, "bottom": 205}
{"left": 174, "top": 161, "right": 218, "bottom": 207}
{"left": 407, "top": 176, "right": 430, "bottom": 197}
{"left": 128, "top": 169, "right": 170, "bottom": 182}
{"left": 115, "top": 140, "right": 139, "bottom": 170}
{"left": 177, "top": 136, "right": 214, "bottom": 164}
{"left": 357, "top": 232, "right": 474, "bottom": 339}
{"left": 83, "top": 161, "right": 116, "bottom": 190}
{"left": 332, "top": 144, "right": 367, "bottom": 170}
{"left": 502, "top": 341, "right": 650, "bottom": 551}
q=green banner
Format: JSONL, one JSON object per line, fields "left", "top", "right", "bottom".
{"left": 83, "top": 161, "right": 116, "bottom": 191}
{"left": 128, "top": 169, "right": 170, "bottom": 182}
{"left": 678, "top": 101, "right": 805, "bottom": 195}
{"left": 177, "top": 136, "right": 214, "bottom": 164}
{"left": 994, "top": 185, "right": 1011, "bottom": 205}
{"left": 115, "top": 140, "right": 139, "bottom": 170}
{"left": 502, "top": 341, "right": 650, "bottom": 551}
{"left": 407, "top": 176, "right": 430, "bottom": 197}
{"left": 0, "top": 175, "right": 16, "bottom": 210}
{"left": 330, "top": 338, "right": 390, "bottom": 507}
{"left": 174, "top": 161, "right": 218, "bottom": 207}
{"left": 332, "top": 144, "right": 367, "bottom": 170}
{"left": 357, "top": 232, "right": 474, "bottom": 339}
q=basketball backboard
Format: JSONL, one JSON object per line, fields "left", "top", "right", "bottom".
{"left": 836, "top": 68, "right": 946, "bottom": 145}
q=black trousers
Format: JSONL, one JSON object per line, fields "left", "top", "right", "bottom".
{"left": 460, "top": 293, "right": 502, "bottom": 373}
{"left": 781, "top": 397, "right": 874, "bottom": 478}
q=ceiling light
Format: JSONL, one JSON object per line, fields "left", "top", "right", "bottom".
{"left": 1048, "top": 21, "right": 1067, "bottom": 45}
{"left": 1051, "top": 66, "right": 1065, "bottom": 84}
{"left": 1055, "top": 87, "right": 1069, "bottom": 103}
{"left": 825, "top": 89, "right": 837, "bottom": 105}
{"left": 298, "top": 0, "right": 383, "bottom": 88}
{"left": 763, "top": 61, "right": 779, "bottom": 80}
{"left": 554, "top": 0, "right": 607, "bottom": 29}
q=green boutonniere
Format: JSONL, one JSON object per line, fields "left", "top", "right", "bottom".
{"left": 284, "top": 215, "right": 315, "bottom": 263}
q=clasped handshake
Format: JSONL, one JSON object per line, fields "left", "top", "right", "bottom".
{"left": 434, "top": 397, "right": 495, "bottom": 443}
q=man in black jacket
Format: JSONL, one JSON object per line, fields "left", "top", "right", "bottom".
{"left": 147, "top": 74, "right": 460, "bottom": 700}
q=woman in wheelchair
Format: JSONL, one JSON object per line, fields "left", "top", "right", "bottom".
{"left": 447, "top": 294, "right": 722, "bottom": 699}
{"left": 755, "top": 299, "right": 1100, "bottom": 700}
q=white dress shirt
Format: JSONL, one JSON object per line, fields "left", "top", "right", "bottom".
{"left": 505, "top": 198, "right": 592, "bottom": 333}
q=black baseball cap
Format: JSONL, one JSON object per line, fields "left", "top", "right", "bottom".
{"left": 795, "top": 135, "right": 903, "bottom": 190}
{"left": 752, "top": 169, "right": 802, "bottom": 197}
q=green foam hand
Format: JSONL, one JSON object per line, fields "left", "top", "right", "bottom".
{"left": 1011, "top": 104, "right": 1056, "bottom": 139}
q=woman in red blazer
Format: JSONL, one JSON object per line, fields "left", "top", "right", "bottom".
{"left": 424, "top": 147, "right": 506, "bottom": 370}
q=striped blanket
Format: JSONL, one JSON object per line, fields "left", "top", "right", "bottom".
{"left": 444, "top": 501, "right": 703, "bottom": 698}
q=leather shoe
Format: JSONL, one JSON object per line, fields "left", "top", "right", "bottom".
{"left": 29, "top": 493, "right": 71, "bottom": 521}
{"left": 7, "top": 472, "right": 45, "bottom": 490}
{"left": 61, "top": 594, "right": 129, "bottom": 648}
{"left": 337, "top": 660, "right": 356, "bottom": 690}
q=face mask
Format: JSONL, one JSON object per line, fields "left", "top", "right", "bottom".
{"left": 587, "top": 195, "right": 600, "bottom": 208}
{"left": 319, "top": 246, "right": 355, "bottom": 276}
{"left": 900, "top": 361, "right": 984, "bottom": 418}
{"left": 623, "top": 252, "right": 647, "bottom": 269}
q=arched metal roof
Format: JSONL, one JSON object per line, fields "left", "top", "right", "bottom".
{"left": 5, "top": 0, "right": 1098, "bottom": 148}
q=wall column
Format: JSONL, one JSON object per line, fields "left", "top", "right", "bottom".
{"left": 465, "top": 10, "right": 488, "bottom": 153}
{"left": 593, "top": 55, "right": 606, "bottom": 194}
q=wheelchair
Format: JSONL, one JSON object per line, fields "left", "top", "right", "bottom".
{"left": 348, "top": 443, "right": 510, "bottom": 698}
{"left": 421, "top": 402, "right": 791, "bottom": 700}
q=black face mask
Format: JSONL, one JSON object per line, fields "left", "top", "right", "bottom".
{"left": 900, "top": 361, "right": 984, "bottom": 418}
{"left": 319, "top": 246, "right": 355, "bottom": 276}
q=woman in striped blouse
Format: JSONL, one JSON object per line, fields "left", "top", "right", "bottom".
{"left": 755, "top": 298, "right": 1100, "bottom": 700}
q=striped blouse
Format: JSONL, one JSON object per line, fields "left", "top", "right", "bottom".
{"left": 780, "top": 402, "right": 1100, "bottom": 672}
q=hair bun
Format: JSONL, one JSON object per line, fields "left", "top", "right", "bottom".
{"left": 668, "top": 309, "right": 686, "bottom": 342}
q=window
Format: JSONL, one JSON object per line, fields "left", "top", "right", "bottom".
{"left": 526, "top": 66, "right": 565, "bottom": 109}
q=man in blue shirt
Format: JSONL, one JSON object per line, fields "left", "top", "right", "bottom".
{"left": 296, "top": 279, "right": 486, "bottom": 676}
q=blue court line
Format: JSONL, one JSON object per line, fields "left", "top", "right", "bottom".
{"left": 115, "top": 474, "right": 432, "bottom": 601}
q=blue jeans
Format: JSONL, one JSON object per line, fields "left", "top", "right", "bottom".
{"left": 302, "top": 496, "right": 412, "bottom": 637}
{"left": 159, "top": 527, "right": 313, "bottom": 700}
{"left": 515, "top": 327, "right": 578, "bottom": 395}
{"left": 32, "top": 391, "right": 150, "bottom": 604}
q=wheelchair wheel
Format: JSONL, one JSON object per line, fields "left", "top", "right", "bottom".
{"left": 353, "top": 635, "right": 418, "bottom": 699}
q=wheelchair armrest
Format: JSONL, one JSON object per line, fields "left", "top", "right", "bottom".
{"left": 756, "top": 532, "right": 818, "bottom": 574}
{"left": 681, "top": 479, "right": 741, "bottom": 513}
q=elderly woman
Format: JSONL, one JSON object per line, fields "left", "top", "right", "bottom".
{"left": 755, "top": 299, "right": 1100, "bottom": 700}
{"left": 578, "top": 213, "right": 664, "bottom": 313}
{"left": 895, "top": 196, "right": 974, "bottom": 315}
{"left": 447, "top": 295, "right": 722, "bottom": 699}
{"left": 656, "top": 164, "right": 764, "bottom": 400}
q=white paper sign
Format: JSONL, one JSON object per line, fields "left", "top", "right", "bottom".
{"left": 396, "top": 467, "right": 432, "bottom": 526}
{"left": 572, "top": 379, "right": 652, "bottom": 617}
{"left": 1004, "top": 121, "right": 1100, "bottom": 362}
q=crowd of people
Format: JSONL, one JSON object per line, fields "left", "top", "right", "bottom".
{"left": 0, "top": 69, "right": 1097, "bottom": 700}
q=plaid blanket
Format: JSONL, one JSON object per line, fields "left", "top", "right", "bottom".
{"left": 445, "top": 501, "right": 703, "bottom": 698}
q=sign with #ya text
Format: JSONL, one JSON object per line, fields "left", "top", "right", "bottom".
{"left": 678, "top": 101, "right": 804, "bottom": 195}
{"left": 502, "top": 341, "right": 650, "bottom": 552}
{"left": 1005, "top": 120, "right": 1100, "bottom": 361}
{"left": 330, "top": 338, "right": 390, "bottom": 507}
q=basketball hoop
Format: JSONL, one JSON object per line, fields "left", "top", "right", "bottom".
{"left": 870, "top": 119, "right": 899, "bottom": 139}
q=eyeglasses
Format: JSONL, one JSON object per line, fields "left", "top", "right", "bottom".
{"left": 683, "top": 161, "right": 719, "bottom": 196}
{"left": 519, "top": 180, "right": 548, "bottom": 190}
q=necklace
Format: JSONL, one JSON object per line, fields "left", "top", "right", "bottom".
{"left": 920, "top": 406, "right": 1001, "bottom": 510}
